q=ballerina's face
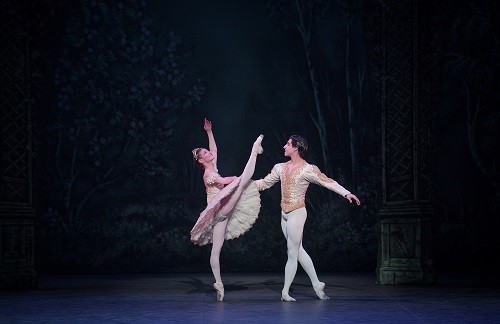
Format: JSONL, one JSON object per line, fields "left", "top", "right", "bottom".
{"left": 197, "top": 148, "right": 214, "bottom": 163}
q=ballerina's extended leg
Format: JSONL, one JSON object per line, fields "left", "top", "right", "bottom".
{"left": 218, "top": 134, "right": 263, "bottom": 216}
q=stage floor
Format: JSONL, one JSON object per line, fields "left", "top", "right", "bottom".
{"left": 1, "top": 272, "right": 499, "bottom": 323}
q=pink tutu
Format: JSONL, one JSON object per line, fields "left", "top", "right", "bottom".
{"left": 190, "top": 178, "right": 260, "bottom": 246}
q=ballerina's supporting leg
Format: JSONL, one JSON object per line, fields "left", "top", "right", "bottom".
{"left": 210, "top": 217, "right": 228, "bottom": 301}
{"left": 209, "top": 135, "right": 263, "bottom": 301}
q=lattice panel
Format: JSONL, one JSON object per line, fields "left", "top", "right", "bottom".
{"left": 0, "top": 0, "right": 30, "bottom": 204}
{"left": 1, "top": 179, "right": 27, "bottom": 203}
{"left": 384, "top": 0, "right": 414, "bottom": 202}
{"left": 0, "top": 0, "right": 37, "bottom": 288}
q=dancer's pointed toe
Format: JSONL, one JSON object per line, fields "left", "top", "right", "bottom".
{"left": 313, "top": 282, "right": 330, "bottom": 300}
{"left": 214, "top": 282, "right": 224, "bottom": 302}
{"left": 252, "top": 134, "right": 264, "bottom": 155}
{"left": 281, "top": 292, "right": 296, "bottom": 302}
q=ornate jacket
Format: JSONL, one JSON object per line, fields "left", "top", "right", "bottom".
{"left": 255, "top": 161, "right": 350, "bottom": 213}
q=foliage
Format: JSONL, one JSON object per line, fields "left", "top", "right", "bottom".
{"left": 35, "top": 0, "right": 380, "bottom": 274}
{"left": 89, "top": 198, "right": 201, "bottom": 273}
{"left": 264, "top": 0, "right": 375, "bottom": 182}
{"left": 444, "top": 0, "right": 499, "bottom": 187}
{"left": 37, "top": 0, "right": 206, "bottom": 272}
{"left": 436, "top": 0, "right": 500, "bottom": 270}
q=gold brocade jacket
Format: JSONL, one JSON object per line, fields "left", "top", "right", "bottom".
{"left": 255, "top": 161, "right": 350, "bottom": 213}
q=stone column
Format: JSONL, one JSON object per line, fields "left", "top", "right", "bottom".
{"left": 0, "top": 0, "right": 38, "bottom": 288}
{"left": 365, "top": 0, "right": 436, "bottom": 284}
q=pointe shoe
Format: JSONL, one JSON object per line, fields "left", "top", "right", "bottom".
{"left": 251, "top": 134, "right": 264, "bottom": 155}
{"left": 313, "top": 282, "right": 330, "bottom": 300}
{"left": 214, "top": 282, "right": 224, "bottom": 302}
{"left": 280, "top": 292, "right": 296, "bottom": 302}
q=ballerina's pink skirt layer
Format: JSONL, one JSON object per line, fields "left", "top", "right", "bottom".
{"left": 190, "top": 178, "right": 261, "bottom": 246}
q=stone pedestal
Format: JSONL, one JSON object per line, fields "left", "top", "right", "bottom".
{"left": 378, "top": 207, "right": 435, "bottom": 285}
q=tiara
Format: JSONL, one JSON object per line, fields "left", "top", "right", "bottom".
{"left": 192, "top": 148, "right": 201, "bottom": 160}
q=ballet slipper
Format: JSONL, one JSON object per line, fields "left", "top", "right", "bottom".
{"left": 214, "top": 282, "right": 224, "bottom": 302}
{"left": 313, "top": 282, "right": 330, "bottom": 300}
{"left": 251, "top": 134, "right": 264, "bottom": 155}
{"left": 280, "top": 291, "right": 296, "bottom": 302}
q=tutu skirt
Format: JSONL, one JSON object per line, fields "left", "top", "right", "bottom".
{"left": 190, "top": 178, "right": 260, "bottom": 246}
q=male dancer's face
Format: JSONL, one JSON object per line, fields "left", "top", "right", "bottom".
{"left": 283, "top": 139, "right": 298, "bottom": 157}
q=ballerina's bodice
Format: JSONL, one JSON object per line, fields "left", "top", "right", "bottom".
{"left": 204, "top": 167, "right": 224, "bottom": 204}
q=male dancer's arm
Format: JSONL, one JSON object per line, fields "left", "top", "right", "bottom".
{"left": 304, "top": 165, "right": 351, "bottom": 197}
{"left": 254, "top": 164, "right": 281, "bottom": 191}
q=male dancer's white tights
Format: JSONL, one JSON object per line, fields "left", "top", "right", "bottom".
{"left": 281, "top": 207, "right": 321, "bottom": 297}
{"left": 210, "top": 136, "right": 262, "bottom": 284}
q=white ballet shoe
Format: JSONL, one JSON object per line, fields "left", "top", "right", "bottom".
{"left": 280, "top": 292, "right": 296, "bottom": 302}
{"left": 214, "top": 282, "right": 224, "bottom": 302}
{"left": 313, "top": 282, "right": 330, "bottom": 300}
{"left": 251, "top": 134, "right": 264, "bottom": 155}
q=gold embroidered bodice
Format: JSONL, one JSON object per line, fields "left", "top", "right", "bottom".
{"left": 204, "top": 167, "right": 224, "bottom": 204}
{"left": 255, "top": 161, "right": 350, "bottom": 213}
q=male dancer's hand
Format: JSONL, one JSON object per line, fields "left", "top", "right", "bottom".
{"left": 346, "top": 193, "right": 361, "bottom": 205}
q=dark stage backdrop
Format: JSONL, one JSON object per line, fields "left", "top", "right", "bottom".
{"left": 22, "top": 0, "right": 499, "bottom": 274}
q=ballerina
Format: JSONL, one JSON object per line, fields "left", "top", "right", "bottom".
{"left": 190, "top": 118, "right": 263, "bottom": 301}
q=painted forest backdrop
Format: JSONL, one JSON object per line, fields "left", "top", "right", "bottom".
{"left": 26, "top": 0, "right": 499, "bottom": 274}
